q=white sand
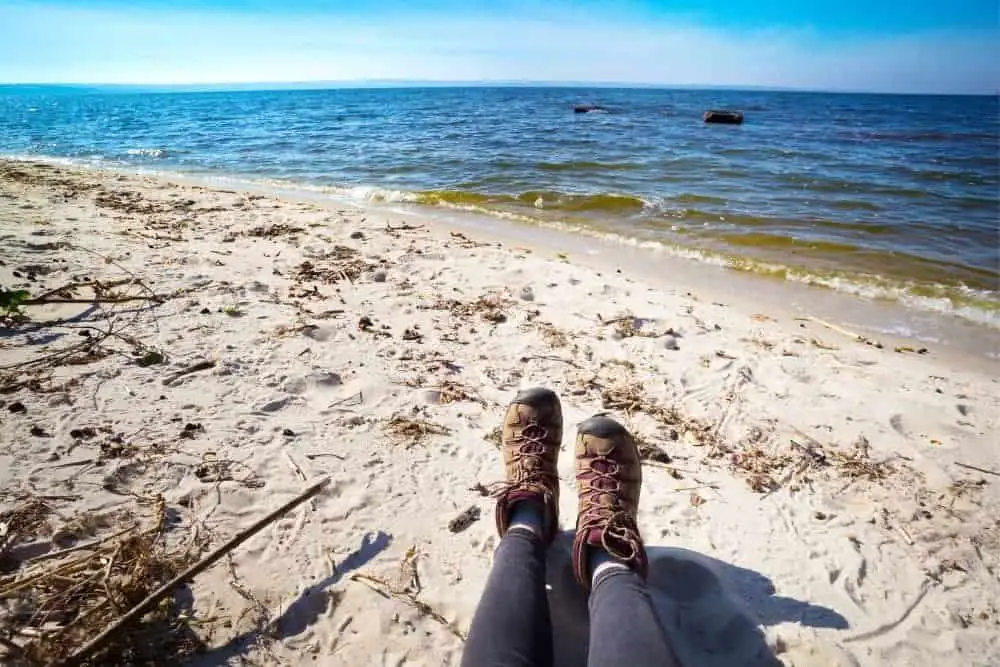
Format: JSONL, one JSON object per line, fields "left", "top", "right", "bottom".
{"left": 1, "top": 159, "right": 998, "bottom": 666}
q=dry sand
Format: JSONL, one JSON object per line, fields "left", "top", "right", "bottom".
{"left": 1, "top": 158, "right": 998, "bottom": 666}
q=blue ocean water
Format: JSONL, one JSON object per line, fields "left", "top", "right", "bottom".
{"left": 1, "top": 86, "right": 997, "bottom": 322}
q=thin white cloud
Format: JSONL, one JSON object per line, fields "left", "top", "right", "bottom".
{"left": 1, "top": 2, "right": 997, "bottom": 93}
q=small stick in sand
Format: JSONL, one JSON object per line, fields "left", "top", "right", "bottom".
{"left": 954, "top": 461, "right": 1000, "bottom": 477}
{"left": 25, "top": 524, "right": 138, "bottom": 566}
{"left": 673, "top": 484, "right": 721, "bottom": 493}
{"left": 805, "top": 316, "right": 883, "bottom": 349}
{"left": 304, "top": 452, "right": 346, "bottom": 461}
{"left": 283, "top": 450, "right": 307, "bottom": 482}
{"left": 21, "top": 494, "right": 82, "bottom": 502}
{"left": 283, "top": 450, "right": 317, "bottom": 511}
{"left": 641, "top": 460, "right": 679, "bottom": 472}
{"left": 519, "top": 354, "right": 583, "bottom": 368}
{"left": 350, "top": 572, "right": 467, "bottom": 641}
{"left": 845, "top": 579, "right": 933, "bottom": 643}
{"left": 58, "top": 477, "right": 331, "bottom": 667}
{"left": 29, "top": 278, "right": 133, "bottom": 302}
{"left": 24, "top": 294, "right": 165, "bottom": 306}
{"left": 46, "top": 459, "right": 97, "bottom": 470}
{"left": 161, "top": 359, "right": 216, "bottom": 386}
{"left": 329, "top": 391, "right": 364, "bottom": 409}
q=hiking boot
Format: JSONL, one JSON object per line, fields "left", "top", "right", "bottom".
{"left": 492, "top": 387, "right": 563, "bottom": 543}
{"left": 572, "top": 415, "right": 648, "bottom": 588}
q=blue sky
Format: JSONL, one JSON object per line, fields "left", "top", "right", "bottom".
{"left": 1, "top": 1, "right": 997, "bottom": 93}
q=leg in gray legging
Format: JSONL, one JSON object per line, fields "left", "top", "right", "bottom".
{"left": 587, "top": 567, "right": 680, "bottom": 667}
{"left": 462, "top": 528, "right": 553, "bottom": 667}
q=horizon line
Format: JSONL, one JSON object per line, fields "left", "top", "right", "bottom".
{"left": 1, "top": 80, "right": 997, "bottom": 96}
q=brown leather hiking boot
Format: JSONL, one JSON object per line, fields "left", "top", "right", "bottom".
{"left": 572, "top": 415, "right": 648, "bottom": 588}
{"left": 492, "top": 387, "right": 563, "bottom": 542}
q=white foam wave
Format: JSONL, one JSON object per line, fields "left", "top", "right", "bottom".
{"left": 519, "top": 222, "right": 1000, "bottom": 328}
{"left": 341, "top": 185, "right": 418, "bottom": 203}
{"left": 3, "top": 153, "right": 95, "bottom": 169}
{"left": 126, "top": 148, "right": 168, "bottom": 159}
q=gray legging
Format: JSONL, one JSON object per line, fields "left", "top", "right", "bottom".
{"left": 462, "top": 529, "right": 679, "bottom": 667}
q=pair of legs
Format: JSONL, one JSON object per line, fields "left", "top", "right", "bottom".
{"left": 462, "top": 388, "right": 678, "bottom": 667}
{"left": 462, "top": 527, "right": 676, "bottom": 667}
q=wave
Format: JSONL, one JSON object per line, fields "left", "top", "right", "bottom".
{"left": 546, "top": 227, "right": 1000, "bottom": 327}
{"left": 415, "top": 189, "right": 649, "bottom": 213}
{"left": 775, "top": 174, "right": 933, "bottom": 199}
{"left": 826, "top": 199, "right": 881, "bottom": 212}
{"left": 125, "top": 148, "right": 168, "bottom": 159}
{"left": 535, "top": 160, "right": 640, "bottom": 172}
{"left": 836, "top": 130, "right": 999, "bottom": 143}
{"left": 667, "top": 193, "right": 728, "bottom": 205}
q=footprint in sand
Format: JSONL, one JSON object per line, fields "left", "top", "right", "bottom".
{"left": 889, "top": 414, "right": 908, "bottom": 437}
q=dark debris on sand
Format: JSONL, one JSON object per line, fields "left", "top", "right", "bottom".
{"left": 0, "top": 496, "right": 207, "bottom": 667}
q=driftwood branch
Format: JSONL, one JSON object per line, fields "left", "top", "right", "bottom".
{"left": 22, "top": 268, "right": 167, "bottom": 307}
{"left": 24, "top": 295, "right": 165, "bottom": 306}
{"left": 57, "top": 477, "right": 331, "bottom": 667}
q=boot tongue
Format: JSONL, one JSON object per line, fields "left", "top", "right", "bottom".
{"left": 508, "top": 490, "right": 544, "bottom": 507}
{"left": 585, "top": 527, "right": 605, "bottom": 546}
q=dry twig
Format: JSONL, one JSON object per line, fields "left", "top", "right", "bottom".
{"left": 161, "top": 360, "right": 216, "bottom": 386}
{"left": 386, "top": 416, "right": 452, "bottom": 446}
{"left": 350, "top": 572, "right": 466, "bottom": 641}
{"left": 58, "top": 478, "right": 330, "bottom": 667}
{"left": 804, "top": 316, "right": 883, "bottom": 349}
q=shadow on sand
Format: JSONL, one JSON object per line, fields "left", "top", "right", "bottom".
{"left": 187, "top": 531, "right": 392, "bottom": 666}
{"left": 546, "top": 533, "right": 848, "bottom": 667}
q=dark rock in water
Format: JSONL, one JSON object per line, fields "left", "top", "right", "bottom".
{"left": 574, "top": 104, "right": 608, "bottom": 114}
{"left": 703, "top": 110, "right": 744, "bottom": 124}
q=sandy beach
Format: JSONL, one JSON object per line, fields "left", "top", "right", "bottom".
{"left": 1, "top": 158, "right": 998, "bottom": 666}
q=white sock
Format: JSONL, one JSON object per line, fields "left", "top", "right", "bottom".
{"left": 589, "top": 548, "right": 628, "bottom": 585}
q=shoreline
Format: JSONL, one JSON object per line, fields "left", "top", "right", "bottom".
{"left": 6, "top": 153, "right": 999, "bottom": 336}
{"left": 19, "top": 154, "right": 1000, "bottom": 362}
{"left": 2, "top": 158, "right": 999, "bottom": 666}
